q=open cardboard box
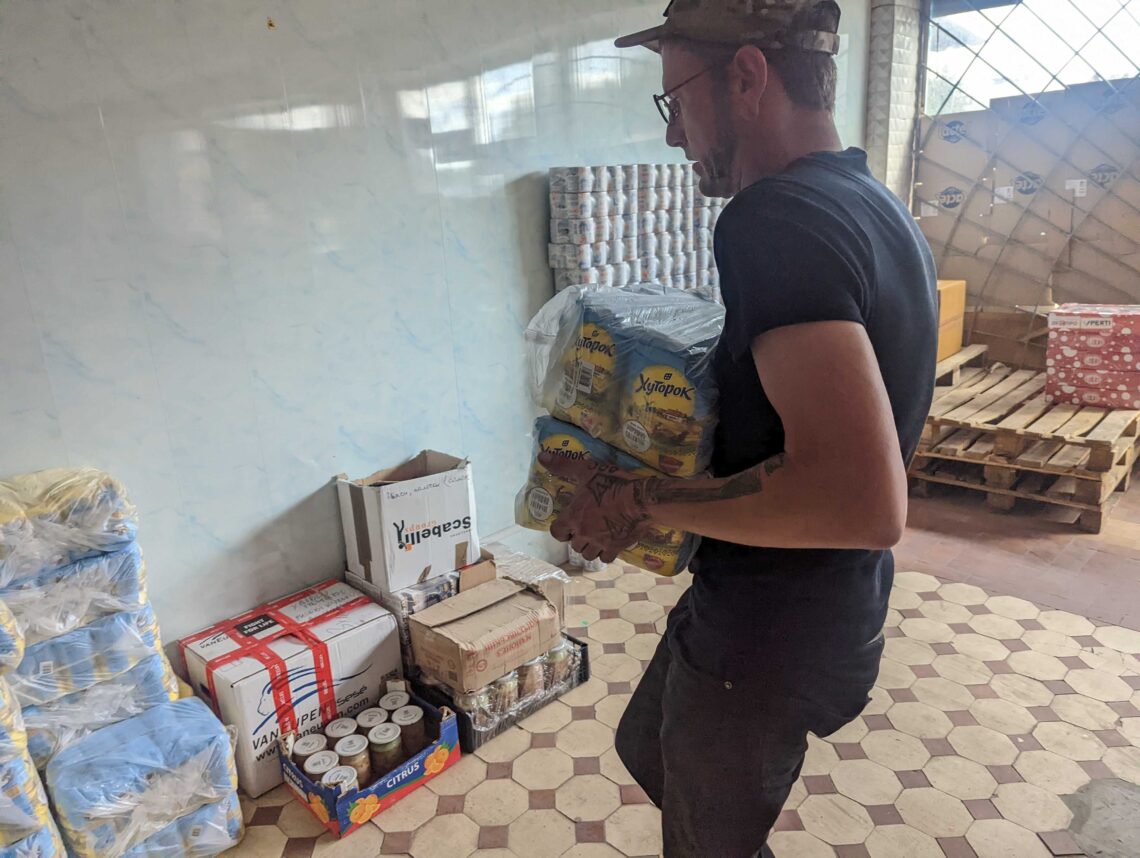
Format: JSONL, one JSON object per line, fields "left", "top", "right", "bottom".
{"left": 279, "top": 695, "right": 460, "bottom": 838}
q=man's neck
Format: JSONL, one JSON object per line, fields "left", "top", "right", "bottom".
{"left": 739, "top": 112, "right": 844, "bottom": 187}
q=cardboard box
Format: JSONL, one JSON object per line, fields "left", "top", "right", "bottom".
{"left": 494, "top": 549, "right": 569, "bottom": 628}
{"left": 280, "top": 693, "right": 459, "bottom": 837}
{"left": 1046, "top": 382, "right": 1140, "bottom": 409}
{"left": 1047, "top": 341, "right": 1140, "bottom": 370}
{"left": 1046, "top": 367, "right": 1140, "bottom": 392}
{"left": 409, "top": 579, "right": 561, "bottom": 693}
{"left": 180, "top": 581, "right": 402, "bottom": 797}
{"left": 348, "top": 552, "right": 496, "bottom": 673}
{"left": 1049, "top": 304, "right": 1140, "bottom": 334}
{"left": 337, "top": 451, "right": 480, "bottom": 594}
{"left": 936, "top": 280, "right": 967, "bottom": 363}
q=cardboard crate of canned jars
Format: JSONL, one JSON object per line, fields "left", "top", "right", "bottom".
{"left": 278, "top": 696, "right": 460, "bottom": 838}
{"left": 412, "top": 633, "right": 590, "bottom": 752}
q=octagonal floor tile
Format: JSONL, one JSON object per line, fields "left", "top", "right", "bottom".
{"left": 993, "top": 782, "right": 1073, "bottom": 832}
{"left": 512, "top": 748, "right": 575, "bottom": 790}
{"left": 896, "top": 787, "right": 973, "bottom": 837}
{"left": 798, "top": 794, "right": 874, "bottom": 846}
{"left": 506, "top": 809, "right": 575, "bottom": 858}
{"left": 831, "top": 759, "right": 902, "bottom": 805}
{"left": 555, "top": 774, "right": 621, "bottom": 821}
{"left": 966, "top": 819, "right": 1052, "bottom": 858}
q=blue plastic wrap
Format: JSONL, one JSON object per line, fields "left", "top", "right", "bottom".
{"left": 0, "top": 469, "right": 137, "bottom": 587}
{"left": 10, "top": 605, "right": 160, "bottom": 707}
{"left": 0, "top": 821, "right": 66, "bottom": 857}
{"left": 0, "top": 601, "right": 22, "bottom": 677}
{"left": 46, "top": 698, "right": 238, "bottom": 858}
{"left": 23, "top": 654, "right": 179, "bottom": 769}
{"left": 0, "top": 751, "right": 52, "bottom": 849}
{"left": 528, "top": 284, "right": 723, "bottom": 477}
{"left": 121, "top": 793, "right": 243, "bottom": 857}
{"left": 0, "top": 546, "right": 145, "bottom": 648}
{"left": 517, "top": 416, "right": 700, "bottom": 575}
{"left": 0, "top": 679, "right": 27, "bottom": 765}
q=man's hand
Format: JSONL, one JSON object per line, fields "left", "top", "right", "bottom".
{"left": 537, "top": 452, "right": 654, "bottom": 563}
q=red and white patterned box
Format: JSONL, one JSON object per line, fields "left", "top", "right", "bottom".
{"left": 1046, "top": 366, "right": 1140, "bottom": 391}
{"left": 1049, "top": 304, "right": 1140, "bottom": 333}
{"left": 1045, "top": 381, "right": 1140, "bottom": 408}
{"left": 1047, "top": 329, "right": 1140, "bottom": 356}
{"left": 1047, "top": 341, "right": 1139, "bottom": 370}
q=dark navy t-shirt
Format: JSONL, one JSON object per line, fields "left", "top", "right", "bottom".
{"left": 687, "top": 148, "right": 937, "bottom": 661}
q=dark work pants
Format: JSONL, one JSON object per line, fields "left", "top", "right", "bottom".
{"left": 615, "top": 592, "right": 882, "bottom": 858}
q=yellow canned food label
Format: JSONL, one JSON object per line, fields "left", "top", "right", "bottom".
{"left": 554, "top": 324, "right": 618, "bottom": 437}
{"left": 623, "top": 365, "right": 702, "bottom": 475}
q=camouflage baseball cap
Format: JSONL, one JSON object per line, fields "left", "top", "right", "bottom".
{"left": 615, "top": 0, "right": 841, "bottom": 55}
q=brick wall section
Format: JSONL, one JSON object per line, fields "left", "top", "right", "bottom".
{"left": 865, "top": 0, "right": 923, "bottom": 202}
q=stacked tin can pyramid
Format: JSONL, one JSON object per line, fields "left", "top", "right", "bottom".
{"left": 0, "top": 469, "right": 243, "bottom": 857}
{"left": 548, "top": 164, "right": 725, "bottom": 302}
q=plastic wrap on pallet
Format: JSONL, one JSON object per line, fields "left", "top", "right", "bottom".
{"left": 10, "top": 604, "right": 161, "bottom": 707}
{"left": 46, "top": 698, "right": 239, "bottom": 858}
{"left": 0, "top": 469, "right": 137, "bottom": 587}
{"left": 516, "top": 417, "right": 700, "bottom": 576}
{"left": 0, "top": 601, "right": 22, "bottom": 677}
{"left": 526, "top": 283, "right": 723, "bottom": 477}
{"left": 22, "top": 653, "right": 179, "bottom": 769}
{"left": 120, "top": 792, "right": 243, "bottom": 858}
{"left": 0, "top": 545, "right": 146, "bottom": 648}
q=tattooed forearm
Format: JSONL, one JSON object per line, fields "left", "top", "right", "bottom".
{"left": 639, "top": 453, "right": 787, "bottom": 507}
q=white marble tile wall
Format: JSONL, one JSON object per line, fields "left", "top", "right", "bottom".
{"left": 0, "top": 0, "right": 869, "bottom": 641}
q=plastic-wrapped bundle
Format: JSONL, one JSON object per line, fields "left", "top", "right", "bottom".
{"left": 46, "top": 698, "right": 239, "bottom": 858}
{"left": 23, "top": 654, "right": 179, "bottom": 769}
{"left": 516, "top": 417, "right": 700, "bottom": 576}
{"left": 0, "top": 679, "right": 27, "bottom": 765}
{"left": 0, "top": 750, "right": 52, "bottom": 849}
{"left": 0, "top": 545, "right": 146, "bottom": 648}
{"left": 0, "top": 820, "right": 67, "bottom": 857}
{"left": 120, "top": 792, "right": 242, "bottom": 857}
{"left": 0, "top": 601, "right": 22, "bottom": 677}
{"left": 0, "top": 469, "right": 137, "bottom": 586}
{"left": 10, "top": 605, "right": 160, "bottom": 707}
{"left": 527, "top": 284, "right": 723, "bottom": 477}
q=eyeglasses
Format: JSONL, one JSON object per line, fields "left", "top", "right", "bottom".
{"left": 653, "top": 66, "right": 717, "bottom": 125}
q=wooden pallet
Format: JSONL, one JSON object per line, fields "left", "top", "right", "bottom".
{"left": 911, "top": 351, "right": 1140, "bottom": 533}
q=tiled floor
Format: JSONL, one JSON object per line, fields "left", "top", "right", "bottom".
{"left": 226, "top": 561, "right": 1140, "bottom": 858}
{"left": 897, "top": 485, "right": 1140, "bottom": 630}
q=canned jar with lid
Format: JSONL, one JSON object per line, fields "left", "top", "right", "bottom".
{"left": 302, "top": 749, "right": 340, "bottom": 779}
{"left": 518, "top": 656, "right": 548, "bottom": 699}
{"left": 356, "top": 708, "right": 389, "bottom": 734}
{"left": 492, "top": 671, "right": 519, "bottom": 716}
{"left": 321, "top": 766, "right": 359, "bottom": 792}
{"left": 379, "top": 691, "right": 411, "bottom": 712}
{"left": 455, "top": 686, "right": 494, "bottom": 729}
{"left": 335, "top": 734, "right": 373, "bottom": 787}
{"left": 392, "top": 705, "right": 427, "bottom": 757}
{"left": 369, "top": 723, "right": 404, "bottom": 776}
{"left": 292, "top": 733, "right": 329, "bottom": 767}
{"left": 546, "top": 639, "right": 575, "bottom": 687}
{"left": 325, "top": 717, "right": 358, "bottom": 741}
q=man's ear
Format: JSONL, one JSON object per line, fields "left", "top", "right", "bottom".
{"left": 730, "top": 45, "right": 769, "bottom": 118}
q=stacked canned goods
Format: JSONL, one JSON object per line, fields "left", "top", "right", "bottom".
{"left": 548, "top": 164, "right": 725, "bottom": 302}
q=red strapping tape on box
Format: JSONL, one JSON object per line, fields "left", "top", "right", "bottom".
{"left": 179, "top": 581, "right": 371, "bottom": 734}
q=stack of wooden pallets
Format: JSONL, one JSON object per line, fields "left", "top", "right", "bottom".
{"left": 909, "top": 345, "right": 1140, "bottom": 532}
